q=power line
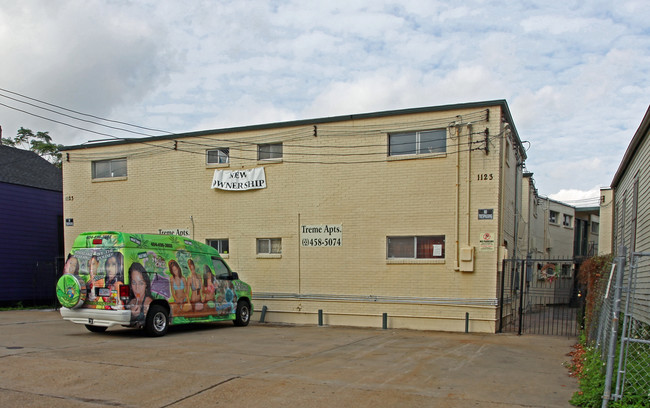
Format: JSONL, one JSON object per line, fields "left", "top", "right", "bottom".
{"left": 0, "top": 94, "right": 163, "bottom": 138}
{"left": 0, "top": 87, "right": 170, "bottom": 134}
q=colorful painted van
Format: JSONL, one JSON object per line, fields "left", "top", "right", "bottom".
{"left": 56, "top": 232, "right": 253, "bottom": 336}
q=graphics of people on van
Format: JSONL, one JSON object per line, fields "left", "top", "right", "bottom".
{"left": 202, "top": 265, "right": 216, "bottom": 309}
{"left": 168, "top": 260, "right": 189, "bottom": 315}
{"left": 86, "top": 255, "right": 104, "bottom": 301}
{"left": 226, "top": 281, "right": 237, "bottom": 313}
{"left": 103, "top": 252, "right": 124, "bottom": 306}
{"left": 187, "top": 259, "right": 203, "bottom": 312}
{"left": 63, "top": 256, "right": 80, "bottom": 276}
{"left": 127, "top": 262, "right": 153, "bottom": 324}
{"left": 214, "top": 280, "right": 236, "bottom": 315}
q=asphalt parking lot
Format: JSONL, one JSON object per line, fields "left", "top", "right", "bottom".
{"left": 0, "top": 310, "right": 578, "bottom": 407}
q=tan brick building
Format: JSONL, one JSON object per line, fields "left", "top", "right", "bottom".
{"left": 61, "top": 100, "right": 526, "bottom": 333}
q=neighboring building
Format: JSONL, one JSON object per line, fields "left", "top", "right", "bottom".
{"left": 598, "top": 188, "right": 614, "bottom": 255}
{"left": 0, "top": 145, "right": 63, "bottom": 305}
{"left": 602, "top": 105, "right": 650, "bottom": 325}
{"left": 574, "top": 207, "right": 599, "bottom": 260}
{"left": 521, "top": 174, "right": 576, "bottom": 259}
{"left": 520, "top": 173, "right": 576, "bottom": 283}
{"left": 60, "top": 100, "right": 527, "bottom": 333}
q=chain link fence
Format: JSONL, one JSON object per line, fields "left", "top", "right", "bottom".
{"left": 588, "top": 251, "right": 650, "bottom": 406}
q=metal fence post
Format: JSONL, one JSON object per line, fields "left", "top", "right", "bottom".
{"left": 602, "top": 247, "right": 626, "bottom": 408}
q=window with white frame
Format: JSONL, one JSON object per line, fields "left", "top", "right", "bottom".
{"left": 389, "top": 129, "right": 446, "bottom": 156}
{"left": 387, "top": 236, "right": 445, "bottom": 259}
{"left": 563, "top": 214, "right": 573, "bottom": 227}
{"left": 92, "top": 158, "right": 127, "bottom": 179}
{"left": 206, "top": 239, "right": 229, "bottom": 254}
{"left": 258, "top": 143, "right": 283, "bottom": 160}
{"left": 206, "top": 148, "right": 229, "bottom": 164}
{"left": 257, "top": 238, "right": 281, "bottom": 254}
{"left": 549, "top": 210, "right": 558, "bottom": 224}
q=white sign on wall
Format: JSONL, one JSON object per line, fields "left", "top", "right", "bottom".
{"left": 211, "top": 167, "right": 267, "bottom": 191}
{"left": 301, "top": 224, "right": 342, "bottom": 247}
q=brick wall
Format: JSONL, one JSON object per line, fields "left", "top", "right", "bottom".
{"left": 62, "top": 104, "right": 519, "bottom": 332}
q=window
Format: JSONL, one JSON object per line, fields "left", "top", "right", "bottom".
{"left": 257, "top": 238, "right": 282, "bottom": 254}
{"left": 560, "top": 264, "right": 571, "bottom": 277}
{"left": 563, "top": 214, "right": 573, "bottom": 227}
{"left": 387, "top": 236, "right": 445, "bottom": 259}
{"left": 92, "top": 158, "right": 127, "bottom": 179}
{"left": 258, "top": 143, "right": 283, "bottom": 160}
{"left": 591, "top": 222, "right": 599, "bottom": 234}
{"left": 549, "top": 210, "right": 558, "bottom": 224}
{"left": 207, "top": 239, "right": 229, "bottom": 254}
{"left": 206, "top": 148, "right": 229, "bottom": 164}
{"left": 389, "top": 129, "right": 446, "bottom": 156}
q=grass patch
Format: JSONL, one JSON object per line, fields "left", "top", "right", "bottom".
{"left": 569, "top": 334, "right": 650, "bottom": 407}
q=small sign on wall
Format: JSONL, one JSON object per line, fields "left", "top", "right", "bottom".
{"left": 158, "top": 228, "right": 191, "bottom": 237}
{"left": 301, "top": 224, "right": 342, "bottom": 247}
{"left": 478, "top": 209, "right": 494, "bottom": 220}
{"left": 65, "top": 218, "right": 74, "bottom": 226}
{"left": 479, "top": 232, "right": 495, "bottom": 252}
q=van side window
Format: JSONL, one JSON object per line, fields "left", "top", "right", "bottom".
{"left": 212, "top": 257, "right": 230, "bottom": 279}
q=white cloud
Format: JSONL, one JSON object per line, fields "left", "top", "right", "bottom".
{"left": 549, "top": 186, "right": 603, "bottom": 207}
{"left": 1, "top": 0, "right": 649, "bottom": 198}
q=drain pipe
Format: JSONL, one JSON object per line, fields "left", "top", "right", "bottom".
{"left": 454, "top": 120, "right": 461, "bottom": 270}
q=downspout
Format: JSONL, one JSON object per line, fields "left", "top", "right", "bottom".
{"left": 454, "top": 121, "right": 461, "bottom": 270}
{"left": 466, "top": 123, "right": 473, "bottom": 247}
{"left": 512, "top": 146, "right": 522, "bottom": 261}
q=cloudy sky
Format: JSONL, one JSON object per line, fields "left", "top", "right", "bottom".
{"left": 1, "top": 0, "right": 649, "bottom": 205}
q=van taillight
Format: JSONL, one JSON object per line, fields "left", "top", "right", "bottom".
{"left": 119, "top": 285, "right": 130, "bottom": 301}
{"left": 92, "top": 238, "right": 103, "bottom": 245}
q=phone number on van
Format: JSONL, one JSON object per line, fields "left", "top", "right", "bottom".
{"left": 301, "top": 238, "right": 341, "bottom": 247}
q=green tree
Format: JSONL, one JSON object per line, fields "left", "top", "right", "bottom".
{"left": 1, "top": 127, "right": 63, "bottom": 167}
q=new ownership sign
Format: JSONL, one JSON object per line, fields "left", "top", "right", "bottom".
{"left": 212, "top": 168, "right": 267, "bottom": 191}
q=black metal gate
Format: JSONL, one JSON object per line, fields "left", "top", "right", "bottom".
{"left": 498, "top": 256, "right": 583, "bottom": 336}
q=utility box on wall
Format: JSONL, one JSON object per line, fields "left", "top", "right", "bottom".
{"left": 459, "top": 246, "right": 475, "bottom": 272}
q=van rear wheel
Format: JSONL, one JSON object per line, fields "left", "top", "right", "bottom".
{"left": 234, "top": 300, "right": 250, "bottom": 327}
{"left": 85, "top": 324, "right": 107, "bottom": 333}
{"left": 145, "top": 305, "right": 169, "bottom": 337}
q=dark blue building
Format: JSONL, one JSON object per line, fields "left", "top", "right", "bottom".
{"left": 0, "top": 145, "right": 63, "bottom": 305}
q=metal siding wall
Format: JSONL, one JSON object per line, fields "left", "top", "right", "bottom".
{"left": 0, "top": 182, "right": 63, "bottom": 303}
{"left": 614, "top": 128, "right": 650, "bottom": 325}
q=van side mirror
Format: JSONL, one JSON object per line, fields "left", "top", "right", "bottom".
{"left": 231, "top": 272, "right": 239, "bottom": 280}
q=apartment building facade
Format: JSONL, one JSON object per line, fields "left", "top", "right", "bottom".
{"left": 61, "top": 100, "right": 526, "bottom": 332}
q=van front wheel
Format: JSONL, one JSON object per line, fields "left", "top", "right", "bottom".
{"left": 145, "top": 305, "right": 169, "bottom": 337}
{"left": 234, "top": 300, "right": 250, "bottom": 327}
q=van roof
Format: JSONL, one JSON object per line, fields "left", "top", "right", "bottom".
{"left": 72, "top": 231, "right": 216, "bottom": 254}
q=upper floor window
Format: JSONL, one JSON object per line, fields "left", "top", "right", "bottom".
{"left": 207, "top": 239, "right": 229, "bottom": 255}
{"left": 549, "top": 210, "right": 558, "bottom": 224}
{"left": 387, "top": 235, "right": 445, "bottom": 259}
{"left": 258, "top": 143, "right": 283, "bottom": 160}
{"left": 389, "top": 129, "right": 446, "bottom": 156}
{"left": 206, "top": 148, "right": 229, "bottom": 164}
{"left": 92, "top": 158, "right": 127, "bottom": 179}
{"left": 563, "top": 214, "right": 573, "bottom": 227}
{"left": 591, "top": 222, "right": 599, "bottom": 234}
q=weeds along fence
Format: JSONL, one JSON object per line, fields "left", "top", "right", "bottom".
{"left": 588, "top": 250, "right": 650, "bottom": 406}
